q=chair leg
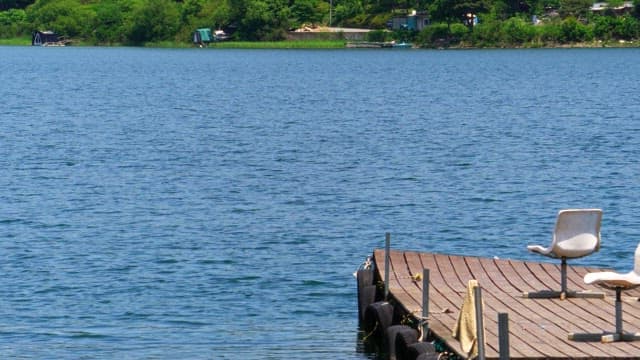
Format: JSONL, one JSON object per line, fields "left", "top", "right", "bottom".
{"left": 568, "top": 332, "right": 606, "bottom": 342}
{"left": 523, "top": 258, "right": 604, "bottom": 299}
{"left": 522, "top": 290, "right": 563, "bottom": 299}
{"left": 569, "top": 332, "right": 640, "bottom": 342}
{"left": 569, "top": 288, "right": 640, "bottom": 342}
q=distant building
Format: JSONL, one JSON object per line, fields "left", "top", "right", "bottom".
{"left": 590, "top": 1, "right": 634, "bottom": 14}
{"left": 387, "top": 12, "right": 430, "bottom": 31}
{"left": 192, "top": 28, "right": 213, "bottom": 45}
{"left": 32, "top": 31, "right": 67, "bottom": 46}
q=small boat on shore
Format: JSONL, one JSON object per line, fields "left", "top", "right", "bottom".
{"left": 346, "top": 41, "right": 413, "bottom": 48}
{"left": 392, "top": 42, "right": 412, "bottom": 48}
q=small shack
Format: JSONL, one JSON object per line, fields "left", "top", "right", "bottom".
{"left": 387, "top": 12, "right": 430, "bottom": 31}
{"left": 32, "top": 30, "right": 67, "bottom": 46}
{"left": 192, "top": 28, "right": 213, "bottom": 46}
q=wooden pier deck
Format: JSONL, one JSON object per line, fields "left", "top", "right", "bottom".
{"left": 374, "top": 249, "right": 640, "bottom": 359}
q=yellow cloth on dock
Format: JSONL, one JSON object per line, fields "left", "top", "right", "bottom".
{"left": 452, "top": 279, "right": 484, "bottom": 359}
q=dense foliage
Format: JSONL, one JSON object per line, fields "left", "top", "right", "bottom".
{"left": 1, "top": 0, "right": 639, "bottom": 46}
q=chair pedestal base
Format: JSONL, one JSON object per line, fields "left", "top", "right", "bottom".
{"left": 569, "top": 287, "right": 639, "bottom": 342}
{"left": 523, "top": 290, "right": 605, "bottom": 300}
{"left": 522, "top": 258, "right": 605, "bottom": 299}
{"left": 568, "top": 332, "right": 640, "bottom": 343}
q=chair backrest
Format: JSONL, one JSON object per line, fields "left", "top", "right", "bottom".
{"left": 634, "top": 242, "right": 640, "bottom": 276}
{"left": 552, "top": 209, "right": 602, "bottom": 259}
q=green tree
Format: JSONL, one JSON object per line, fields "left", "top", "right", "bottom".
{"left": 126, "top": 0, "right": 180, "bottom": 43}
{"left": 491, "top": 0, "right": 532, "bottom": 19}
{"left": 333, "top": 0, "right": 364, "bottom": 24}
{"left": 0, "top": 0, "right": 33, "bottom": 11}
{"left": 611, "top": 14, "right": 640, "bottom": 39}
{"left": 501, "top": 16, "right": 534, "bottom": 43}
{"left": 234, "top": 0, "right": 290, "bottom": 40}
{"left": 470, "top": 15, "right": 502, "bottom": 44}
{"left": 592, "top": 14, "right": 613, "bottom": 39}
{"left": 0, "top": 8, "right": 27, "bottom": 36}
{"left": 417, "top": 22, "right": 450, "bottom": 43}
{"left": 560, "top": 16, "right": 591, "bottom": 41}
{"left": 291, "top": 0, "right": 323, "bottom": 25}
{"left": 558, "top": 0, "right": 591, "bottom": 18}
{"left": 26, "top": 0, "right": 95, "bottom": 37}
{"left": 426, "top": 0, "right": 486, "bottom": 28}
{"left": 200, "top": 0, "right": 231, "bottom": 30}
{"left": 427, "top": 0, "right": 457, "bottom": 27}
{"left": 0, "top": 7, "right": 25, "bottom": 25}
{"left": 91, "top": 0, "right": 131, "bottom": 43}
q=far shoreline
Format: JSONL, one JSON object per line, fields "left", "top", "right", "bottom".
{"left": 2, "top": 36, "right": 638, "bottom": 49}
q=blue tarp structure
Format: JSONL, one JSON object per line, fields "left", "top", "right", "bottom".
{"left": 193, "top": 28, "right": 213, "bottom": 45}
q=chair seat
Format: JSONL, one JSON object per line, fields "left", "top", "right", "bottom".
{"left": 585, "top": 271, "right": 640, "bottom": 290}
{"left": 526, "top": 244, "right": 553, "bottom": 256}
{"left": 527, "top": 243, "right": 598, "bottom": 259}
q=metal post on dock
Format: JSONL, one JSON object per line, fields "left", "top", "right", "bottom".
{"left": 616, "top": 289, "right": 623, "bottom": 335}
{"left": 422, "top": 268, "right": 430, "bottom": 340}
{"left": 474, "top": 285, "right": 486, "bottom": 360}
{"left": 384, "top": 232, "right": 390, "bottom": 300}
{"left": 498, "top": 312, "right": 510, "bottom": 360}
{"left": 561, "top": 257, "right": 568, "bottom": 297}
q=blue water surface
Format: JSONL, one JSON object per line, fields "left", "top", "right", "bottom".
{"left": 1, "top": 46, "right": 640, "bottom": 359}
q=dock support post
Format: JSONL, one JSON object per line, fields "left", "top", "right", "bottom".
{"left": 474, "top": 285, "right": 486, "bottom": 360}
{"left": 498, "top": 312, "right": 510, "bottom": 360}
{"left": 422, "top": 268, "right": 430, "bottom": 340}
{"left": 384, "top": 232, "right": 390, "bottom": 300}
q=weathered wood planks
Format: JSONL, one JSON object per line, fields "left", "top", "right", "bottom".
{"left": 374, "top": 249, "right": 640, "bottom": 359}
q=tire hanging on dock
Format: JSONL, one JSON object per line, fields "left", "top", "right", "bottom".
{"left": 404, "top": 342, "right": 437, "bottom": 360}
{"left": 358, "top": 285, "right": 377, "bottom": 323}
{"left": 384, "top": 325, "right": 416, "bottom": 360}
{"left": 415, "top": 353, "right": 440, "bottom": 360}
{"left": 363, "top": 301, "right": 394, "bottom": 343}
{"left": 393, "top": 326, "right": 419, "bottom": 360}
{"left": 356, "top": 266, "right": 376, "bottom": 323}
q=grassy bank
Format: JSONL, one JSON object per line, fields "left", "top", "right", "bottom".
{"left": 0, "top": 37, "right": 346, "bottom": 48}
{"left": 206, "top": 40, "right": 346, "bottom": 49}
{"left": 143, "top": 39, "right": 346, "bottom": 48}
{"left": 0, "top": 36, "right": 31, "bottom": 45}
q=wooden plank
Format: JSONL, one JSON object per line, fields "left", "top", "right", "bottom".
{"left": 507, "top": 259, "right": 639, "bottom": 357}
{"left": 449, "top": 254, "right": 543, "bottom": 359}
{"left": 473, "top": 256, "right": 611, "bottom": 358}
{"left": 411, "top": 252, "right": 479, "bottom": 358}
{"left": 506, "top": 258, "right": 640, "bottom": 356}
{"left": 372, "top": 249, "right": 640, "bottom": 359}
{"left": 389, "top": 250, "right": 421, "bottom": 308}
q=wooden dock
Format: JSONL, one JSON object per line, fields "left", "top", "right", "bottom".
{"left": 374, "top": 248, "right": 640, "bottom": 359}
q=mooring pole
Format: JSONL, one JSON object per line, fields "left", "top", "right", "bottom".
{"left": 384, "top": 232, "right": 390, "bottom": 300}
{"left": 422, "top": 268, "right": 430, "bottom": 339}
{"left": 474, "top": 285, "right": 486, "bottom": 360}
{"left": 498, "top": 312, "right": 510, "bottom": 360}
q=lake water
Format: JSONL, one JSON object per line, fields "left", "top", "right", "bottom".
{"left": 2, "top": 45, "right": 640, "bottom": 359}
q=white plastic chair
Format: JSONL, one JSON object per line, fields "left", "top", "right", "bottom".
{"left": 523, "top": 209, "right": 605, "bottom": 299}
{"left": 569, "top": 242, "right": 640, "bottom": 342}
